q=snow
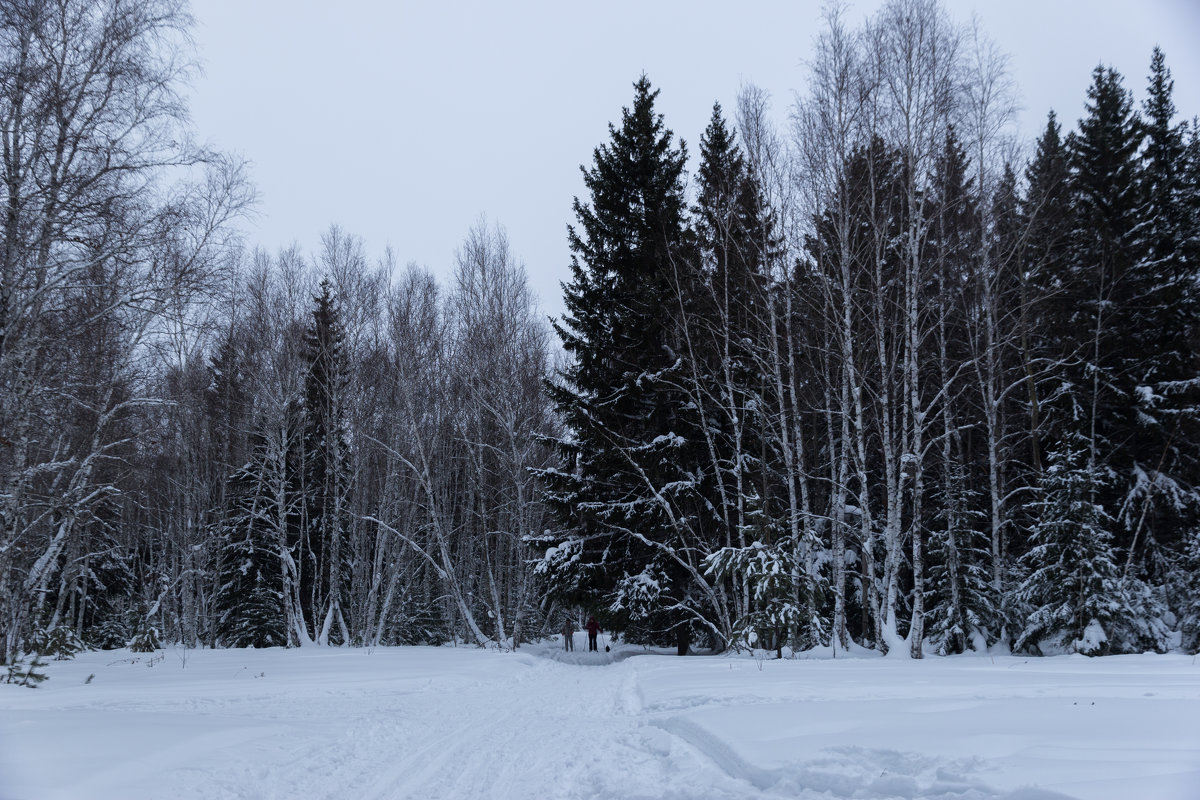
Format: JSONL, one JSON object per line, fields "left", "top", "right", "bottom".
{"left": 2, "top": 642, "right": 1198, "bottom": 800}
{"left": 1074, "top": 619, "right": 1109, "bottom": 655}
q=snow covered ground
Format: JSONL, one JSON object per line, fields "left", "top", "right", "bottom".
{"left": 1, "top": 640, "right": 1197, "bottom": 800}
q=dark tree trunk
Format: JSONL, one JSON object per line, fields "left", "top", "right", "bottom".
{"left": 676, "top": 625, "right": 690, "bottom": 656}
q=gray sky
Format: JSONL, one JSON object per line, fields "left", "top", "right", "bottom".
{"left": 187, "top": 0, "right": 1200, "bottom": 321}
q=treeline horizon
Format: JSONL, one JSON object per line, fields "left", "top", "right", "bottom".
{"left": 2, "top": 0, "right": 1198, "bottom": 664}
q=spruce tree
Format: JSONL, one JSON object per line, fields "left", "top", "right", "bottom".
{"left": 1016, "top": 427, "right": 1168, "bottom": 654}
{"left": 989, "top": 161, "right": 1035, "bottom": 639}
{"left": 1015, "top": 433, "right": 1124, "bottom": 655}
{"left": 213, "top": 447, "right": 287, "bottom": 648}
{"left": 1138, "top": 48, "right": 1189, "bottom": 299}
{"left": 924, "top": 128, "right": 993, "bottom": 653}
{"left": 540, "top": 77, "right": 724, "bottom": 653}
{"left": 1180, "top": 527, "right": 1200, "bottom": 653}
{"left": 1063, "top": 66, "right": 1142, "bottom": 456}
{"left": 300, "top": 279, "right": 352, "bottom": 645}
{"left": 1021, "top": 113, "right": 1072, "bottom": 474}
{"left": 1052, "top": 67, "right": 1147, "bottom": 576}
{"left": 1017, "top": 115, "right": 1075, "bottom": 479}
{"left": 692, "top": 103, "right": 795, "bottom": 647}
{"left": 1124, "top": 49, "right": 1200, "bottom": 569}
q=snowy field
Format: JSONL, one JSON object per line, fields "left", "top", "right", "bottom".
{"left": 1, "top": 640, "right": 1197, "bottom": 800}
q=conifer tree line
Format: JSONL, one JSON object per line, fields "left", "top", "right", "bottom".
{"left": 2, "top": 0, "right": 1199, "bottom": 663}
{"left": 539, "top": 1, "right": 1200, "bottom": 658}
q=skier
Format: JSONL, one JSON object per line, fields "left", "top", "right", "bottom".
{"left": 585, "top": 616, "right": 601, "bottom": 652}
{"left": 562, "top": 617, "right": 575, "bottom": 652}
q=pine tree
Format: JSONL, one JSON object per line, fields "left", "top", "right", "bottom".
{"left": 988, "top": 162, "right": 1034, "bottom": 641}
{"left": 1180, "top": 527, "right": 1200, "bottom": 653}
{"left": 1062, "top": 66, "right": 1142, "bottom": 458}
{"left": 300, "top": 279, "right": 353, "bottom": 645}
{"left": 1138, "top": 48, "right": 1189, "bottom": 298}
{"left": 1021, "top": 113, "right": 1072, "bottom": 475}
{"left": 1016, "top": 434, "right": 1124, "bottom": 655}
{"left": 1121, "top": 48, "right": 1200, "bottom": 572}
{"left": 692, "top": 103, "right": 795, "bottom": 647}
{"left": 923, "top": 128, "right": 995, "bottom": 654}
{"left": 213, "top": 448, "right": 287, "bottom": 649}
{"left": 925, "top": 463, "right": 993, "bottom": 654}
{"left": 540, "top": 77, "right": 727, "bottom": 653}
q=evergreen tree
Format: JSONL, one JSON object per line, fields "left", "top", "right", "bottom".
{"left": 207, "top": 325, "right": 254, "bottom": 482}
{"left": 213, "top": 446, "right": 287, "bottom": 648}
{"left": 540, "top": 77, "right": 727, "bottom": 653}
{"left": 300, "top": 280, "right": 353, "bottom": 645}
{"left": 1062, "top": 66, "right": 1142, "bottom": 457}
{"left": 1016, "top": 429, "right": 1168, "bottom": 654}
{"left": 988, "top": 161, "right": 1035, "bottom": 639}
{"left": 924, "top": 128, "right": 994, "bottom": 653}
{"left": 925, "top": 462, "right": 992, "bottom": 655}
{"left": 1122, "top": 49, "right": 1200, "bottom": 570}
{"left": 1185, "top": 123, "right": 1200, "bottom": 266}
{"left": 1180, "top": 527, "right": 1200, "bottom": 653}
{"left": 1138, "top": 48, "right": 1189, "bottom": 296}
{"left": 692, "top": 103, "right": 797, "bottom": 647}
{"left": 1015, "top": 433, "right": 1124, "bottom": 655}
{"left": 1021, "top": 112, "right": 1072, "bottom": 474}
{"left": 1024, "top": 113, "right": 1071, "bottom": 283}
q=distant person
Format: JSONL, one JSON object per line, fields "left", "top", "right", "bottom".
{"left": 562, "top": 617, "right": 575, "bottom": 652}
{"left": 585, "top": 616, "right": 601, "bottom": 652}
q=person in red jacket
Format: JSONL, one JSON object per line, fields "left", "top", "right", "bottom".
{"left": 585, "top": 616, "right": 601, "bottom": 652}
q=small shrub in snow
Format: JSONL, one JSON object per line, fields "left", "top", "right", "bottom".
{"left": 89, "top": 616, "right": 133, "bottom": 650}
{"left": 1179, "top": 530, "right": 1200, "bottom": 654}
{"left": 4, "top": 653, "right": 49, "bottom": 688}
{"left": 129, "top": 626, "right": 161, "bottom": 653}
{"left": 706, "top": 542, "right": 811, "bottom": 657}
{"left": 28, "top": 626, "right": 88, "bottom": 660}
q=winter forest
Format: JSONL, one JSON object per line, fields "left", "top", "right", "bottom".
{"left": 3, "top": 0, "right": 1200, "bottom": 671}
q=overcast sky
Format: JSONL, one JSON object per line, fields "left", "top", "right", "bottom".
{"left": 187, "top": 0, "right": 1200, "bottom": 321}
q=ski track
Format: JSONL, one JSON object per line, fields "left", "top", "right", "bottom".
{"left": 140, "top": 651, "right": 768, "bottom": 800}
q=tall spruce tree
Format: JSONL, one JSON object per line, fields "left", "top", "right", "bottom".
{"left": 300, "top": 280, "right": 352, "bottom": 645}
{"left": 1021, "top": 113, "right": 1072, "bottom": 475}
{"left": 1017, "top": 112, "right": 1075, "bottom": 474}
{"left": 208, "top": 325, "right": 285, "bottom": 649}
{"left": 1063, "top": 66, "right": 1142, "bottom": 465}
{"left": 540, "top": 77, "right": 730, "bottom": 653}
{"left": 1017, "top": 62, "right": 1182, "bottom": 652}
{"left": 692, "top": 103, "right": 795, "bottom": 650}
{"left": 924, "top": 129, "right": 994, "bottom": 654}
{"left": 1124, "top": 48, "right": 1200, "bottom": 573}
{"left": 987, "top": 162, "right": 1033, "bottom": 640}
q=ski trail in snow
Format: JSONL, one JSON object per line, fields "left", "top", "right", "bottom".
{"left": 151, "top": 650, "right": 1075, "bottom": 800}
{"left": 321, "top": 653, "right": 767, "bottom": 800}
{"left": 650, "top": 716, "right": 777, "bottom": 790}
{"left": 616, "top": 666, "right": 643, "bottom": 716}
{"left": 646, "top": 719, "right": 1077, "bottom": 800}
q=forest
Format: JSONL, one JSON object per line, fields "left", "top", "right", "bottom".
{"left": 1, "top": 0, "right": 1198, "bottom": 667}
